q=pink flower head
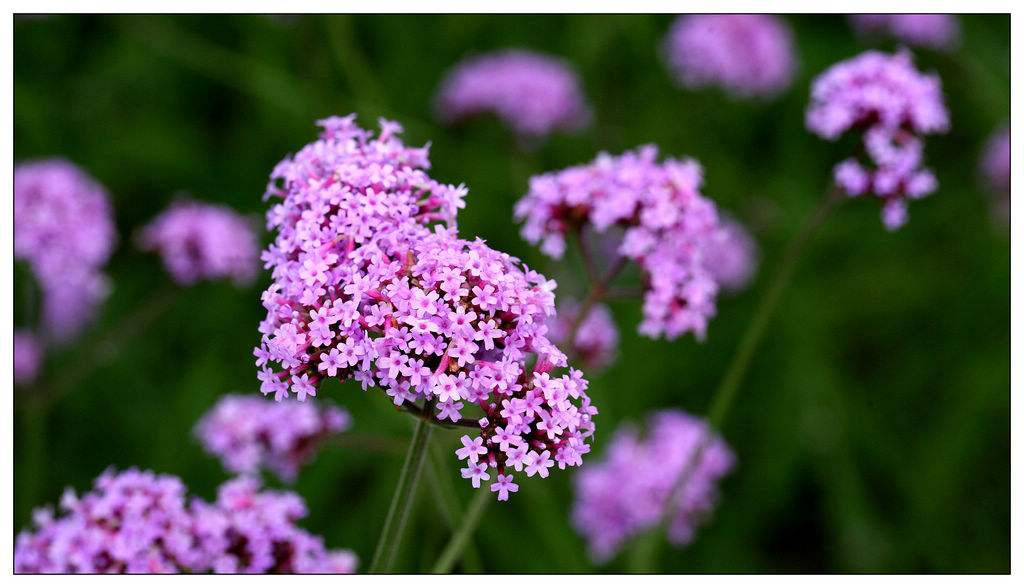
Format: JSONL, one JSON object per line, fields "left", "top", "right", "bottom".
{"left": 195, "top": 394, "right": 350, "bottom": 481}
{"left": 435, "top": 49, "right": 591, "bottom": 141}
{"left": 14, "top": 468, "right": 357, "bottom": 574}
{"left": 547, "top": 301, "right": 619, "bottom": 372}
{"left": 980, "top": 127, "right": 1010, "bottom": 223}
{"left": 516, "top": 145, "right": 728, "bottom": 340}
{"left": 138, "top": 199, "right": 259, "bottom": 286}
{"left": 14, "top": 159, "right": 116, "bottom": 342}
{"left": 850, "top": 14, "right": 960, "bottom": 50}
{"left": 704, "top": 215, "right": 759, "bottom": 293}
{"left": 14, "top": 330, "right": 42, "bottom": 385}
{"left": 572, "top": 410, "right": 735, "bottom": 563}
{"left": 257, "top": 115, "right": 597, "bottom": 499}
{"left": 663, "top": 15, "right": 796, "bottom": 99}
{"left": 806, "top": 50, "right": 950, "bottom": 229}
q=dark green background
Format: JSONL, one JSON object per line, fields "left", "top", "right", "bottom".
{"left": 14, "top": 14, "right": 1009, "bottom": 572}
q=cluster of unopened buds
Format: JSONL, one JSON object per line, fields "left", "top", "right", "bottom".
{"left": 254, "top": 115, "right": 597, "bottom": 500}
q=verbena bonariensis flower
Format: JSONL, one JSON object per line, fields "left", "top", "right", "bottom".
{"left": 981, "top": 127, "right": 1010, "bottom": 223}
{"left": 14, "top": 468, "right": 357, "bottom": 574}
{"left": 14, "top": 159, "right": 116, "bottom": 342}
{"left": 190, "top": 476, "right": 357, "bottom": 573}
{"left": 195, "top": 394, "right": 351, "bottom": 481}
{"left": 571, "top": 410, "right": 734, "bottom": 563}
{"left": 138, "top": 199, "right": 260, "bottom": 286}
{"left": 14, "top": 330, "right": 42, "bottom": 386}
{"left": 850, "top": 14, "right": 960, "bottom": 50}
{"left": 256, "top": 115, "right": 596, "bottom": 500}
{"left": 806, "top": 50, "right": 950, "bottom": 230}
{"left": 704, "top": 216, "right": 758, "bottom": 293}
{"left": 547, "top": 300, "right": 618, "bottom": 372}
{"left": 515, "top": 145, "right": 725, "bottom": 340}
{"left": 663, "top": 15, "right": 795, "bottom": 99}
{"left": 435, "top": 49, "right": 591, "bottom": 141}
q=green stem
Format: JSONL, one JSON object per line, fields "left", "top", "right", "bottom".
{"left": 631, "top": 189, "right": 842, "bottom": 571}
{"left": 431, "top": 489, "right": 491, "bottom": 573}
{"left": 426, "top": 439, "right": 483, "bottom": 572}
{"left": 369, "top": 415, "right": 434, "bottom": 573}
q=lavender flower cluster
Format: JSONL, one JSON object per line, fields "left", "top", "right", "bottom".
{"left": 704, "top": 216, "right": 759, "bottom": 293}
{"left": 195, "top": 394, "right": 351, "bottom": 481}
{"left": 14, "top": 468, "right": 356, "bottom": 574}
{"left": 515, "top": 145, "right": 725, "bottom": 340}
{"left": 806, "top": 50, "right": 950, "bottom": 229}
{"left": 572, "top": 410, "right": 735, "bottom": 563}
{"left": 548, "top": 301, "right": 619, "bottom": 372}
{"left": 850, "top": 14, "right": 960, "bottom": 50}
{"left": 435, "top": 49, "right": 591, "bottom": 141}
{"left": 14, "top": 159, "right": 117, "bottom": 342}
{"left": 255, "top": 115, "right": 596, "bottom": 499}
{"left": 14, "top": 330, "right": 42, "bottom": 386}
{"left": 138, "top": 199, "right": 260, "bottom": 286}
{"left": 663, "top": 15, "right": 796, "bottom": 99}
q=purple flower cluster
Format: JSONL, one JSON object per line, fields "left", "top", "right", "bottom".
{"left": 572, "top": 410, "right": 735, "bottom": 563}
{"left": 256, "top": 115, "right": 596, "bottom": 499}
{"left": 547, "top": 301, "right": 619, "bottom": 372}
{"left": 806, "top": 50, "right": 950, "bottom": 229}
{"left": 850, "top": 14, "right": 960, "bottom": 50}
{"left": 14, "top": 330, "right": 42, "bottom": 386}
{"left": 14, "top": 159, "right": 117, "bottom": 342}
{"left": 981, "top": 127, "right": 1010, "bottom": 194}
{"left": 981, "top": 127, "right": 1010, "bottom": 222}
{"left": 435, "top": 49, "right": 591, "bottom": 140}
{"left": 14, "top": 468, "right": 356, "bottom": 574}
{"left": 138, "top": 199, "right": 260, "bottom": 286}
{"left": 195, "top": 394, "right": 351, "bottom": 481}
{"left": 515, "top": 145, "right": 725, "bottom": 340}
{"left": 704, "top": 216, "right": 759, "bottom": 293}
{"left": 663, "top": 15, "right": 795, "bottom": 99}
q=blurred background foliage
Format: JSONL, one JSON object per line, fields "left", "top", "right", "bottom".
{"left": 13, "top": 14, "right": 1009, "bottom": 573}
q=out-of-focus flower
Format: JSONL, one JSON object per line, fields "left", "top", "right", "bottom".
{"left": 515, "top": 145, "right": 725, "bottom": 340}
{"left": 14, "top": 468, "right": 357, "bottom": 574}
{"left": 138, "top": 199, "right": 260, "bottom": 286}
{"left": 14, "top": 159, "right": 116, "bottom": 342}
{"left": 14, "top": 330, "right": 42, "bottom": 386}
{"left": 850, "top": 14, "right": 960, "bottom": 50}
{"left": 190, "top": 476, "right": 357, "bottom": 573}
{"left": 705, "top": 216, "right": 759, "bottom": 293}
{"left": 256, "top": 115, "right": 596, "bottom": 500}
{"left": 548, "top": 301, "right": 619, "bottom": 372}
{"left": 980, "top": 127, "right": 1010, "bottom": 224}
{"left": 435, "top": 49, "right": 590, "bottom": 140}
{"left": 572, "top": 410, "right": 734, "bottom": 563}
{"left": 195, "top": 394, "right": 350, "bottom": 481}
{"left": 663, "top": 15, "right": 795, "bottom": 99}
{"left": 806, "top": 50, "right": 949, "bottom": 229}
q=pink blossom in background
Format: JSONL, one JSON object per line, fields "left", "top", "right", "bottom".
{"left": 138, "top": 199, "right": 259, "bottom": 286}
{"left": 14, "top": 330, "right": 42, "bottom": 385}
{"left": 705, "top": 216, "right": 759, "bottom": 293}
{"left": 850, "top": 14, "right": 960, "bottom": 50}
{"left": 256, "top": 115, "right": 596, "bottom": 500}
{"left": 806, "top": 50, "right": 949, "bottom": 230}
{"left": 663, "top": 15, "right": 796, "bottom": 99}
{"left": 515, "top": 145, "right": 725, "bottom": 340}
{"left": 14, "top": 159, "right": 117, "bottom": 342}
{"left": 547, "top": 301, "right": 619, "bottom": 372}
{"left": 572, "top": 410, "right": 735, "bottom": 563}
{"left": 195, "top": 394, "right": 350, "bottom": 481}
{"left": 435, "top": 49, "right": 591, "bottom": 140}
{"left": 980, "top": 127, "right": 1010, "bottom": 223}
{"left": 14, "top": 468, "right": 357, "bottom": 573}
